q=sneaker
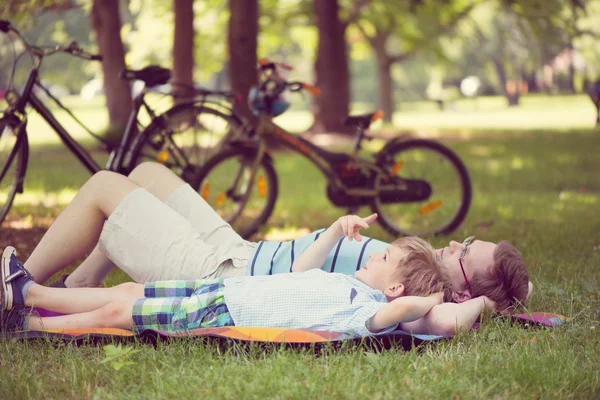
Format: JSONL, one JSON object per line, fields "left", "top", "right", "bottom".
{"left": 1, "top": 246, "right": 34, "bottom": 311}
{"left": 0, "top": 307, "right": 29, "bottom": 333}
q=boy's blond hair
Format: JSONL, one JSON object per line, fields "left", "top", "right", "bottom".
{"left": 391, "top": 236, "right": 452, "bottom": 301}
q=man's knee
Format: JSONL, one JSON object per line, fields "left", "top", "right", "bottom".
{"left": 87, "top": 171, "right": 121, "bottom": 191}
{"left": 128, "top": 162, "right": 168, "bottom": 184}
{"left": 79, "top": 171, "right": 123, "bottom": 203}
{"left": 128, "top": 162, "right": 184, "bottom": 201}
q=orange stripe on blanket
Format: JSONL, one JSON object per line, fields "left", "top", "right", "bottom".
{"left": 215, "top": 327, "right": 326, "bottom": 342}
{"left": 171, "top": 327, "right": 342, "bottom": 342}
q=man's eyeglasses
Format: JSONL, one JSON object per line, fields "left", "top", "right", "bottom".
{"left": 459, "top": 236, "right": 476, "bottom": 296}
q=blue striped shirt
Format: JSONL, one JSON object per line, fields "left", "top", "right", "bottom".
{"left": 247, "top": 230, "right": 390, "bottom": 276}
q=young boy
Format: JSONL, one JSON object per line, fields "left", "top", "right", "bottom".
{"left": 1, "top": 214, "right": 451, "bottom": 338}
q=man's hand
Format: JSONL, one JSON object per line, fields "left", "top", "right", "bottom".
{"left": 480, "top": 295, "right": 497, "bottom": 313}
{"left": 332, "top": 213, "right": 378, "bottom": 241}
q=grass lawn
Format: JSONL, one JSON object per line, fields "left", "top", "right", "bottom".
{"left": 1, "top": 94, "right": 599, "bottom": 399}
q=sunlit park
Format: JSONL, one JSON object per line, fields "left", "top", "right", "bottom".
{"left": 1, "top": 0, "right": 600, "bottom": 398}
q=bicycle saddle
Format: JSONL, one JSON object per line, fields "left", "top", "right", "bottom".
{"left": 120, "top": 66, "right": 172, "bottom": 87}
{"left": 342, "top": 111, "right": 382, "bottom": 129}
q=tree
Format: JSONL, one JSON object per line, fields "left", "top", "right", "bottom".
{"left": 228, "top": 0, "right": 258, "bottom": 121}
{"left": 172, "top": 0, "right": 195, "bottom": 104}
{"left": 354, "top": 0, "right": 478, "bottom": 121}
{"left": 90, "top": 0, "right": 132, "bottom": 138}
{"left": 453, "top": 0, "right": 593, "bottom": 105}
{"left": 311, "top": 0, "right": 362, "bottom": 134}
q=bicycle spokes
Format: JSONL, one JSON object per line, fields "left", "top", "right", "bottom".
{"left": 373, "top": 143, "right": 468, "bottom": 237}
{"left": 134, "top": 106, "right": 242, "bottom": 173}
{"left": 198, "top": 153, "right": 273, "bottom": 235}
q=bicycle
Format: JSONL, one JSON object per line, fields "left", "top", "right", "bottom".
{"left": 0, "top": 20, "right": 244, "bottom": 225}
{"left": 196, "top": 59, "right": 472, "bottom": 238}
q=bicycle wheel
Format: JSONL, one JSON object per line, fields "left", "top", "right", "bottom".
{"left": 371, "top": 139, "right": 471, "bottom": 237}
{"left": 128, "top": 103, "right": 245, "bottom": 186}
{"left": 196, "top": 146, "right": 278, "bottom": 239}
{"left": 0, "top": 116, "right": 28, "bottom": 226}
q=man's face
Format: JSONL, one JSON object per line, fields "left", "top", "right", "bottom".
{"left": 355, "top": 245, "right": 405, "bottom": 296}
{"left": 437, "top": 239, "right": 497, "bottom": 302}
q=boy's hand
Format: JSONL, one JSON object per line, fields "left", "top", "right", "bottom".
{"left": 429, "top": 292, "right": 445, "bottom": 305}
{"left": 333, "top": 213, "right": 377, "bottom": 241}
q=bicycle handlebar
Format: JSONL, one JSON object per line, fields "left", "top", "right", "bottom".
{"left": 0, "top": 20, "right": 102, "bottom": 62}
{"left": 287, "top": 81, "right": 320, "bottom": 97}
{"left": 257, "top": 58, "right": 320, "bottom": 98}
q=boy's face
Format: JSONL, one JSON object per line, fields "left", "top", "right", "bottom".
{"left": 355, "top": 245, "right": 406, "bottom": 296}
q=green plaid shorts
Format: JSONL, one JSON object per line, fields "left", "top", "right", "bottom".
{"left": 131, "top": 278, "right": 234, "bottom": 333}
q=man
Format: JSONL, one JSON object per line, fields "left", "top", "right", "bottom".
{"left": 19, "top": 162, "right": 530, "bottom": 336}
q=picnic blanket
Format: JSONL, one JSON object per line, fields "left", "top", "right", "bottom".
{"left": 3, "top": 310, "right": 568, "bottom": 350}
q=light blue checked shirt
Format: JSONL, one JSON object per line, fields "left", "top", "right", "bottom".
{"left": 223, "top": 269, "right": 396, "bottom": 337}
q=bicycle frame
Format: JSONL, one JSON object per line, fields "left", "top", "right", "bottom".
{"left": 27, "top": 86, "right": 103, "bottom": 173}
{"left": 250, "top": 115, "right": 387, "bottom": 198}
{"left": 11, "top": 70, "right": 168, "bottom": 176}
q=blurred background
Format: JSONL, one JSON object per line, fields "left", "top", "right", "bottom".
{"left": 2, "top": 0, "right": 600, "bottom": 135}
{"left": 2, "top": 3, "right": 600, "bottom": 397}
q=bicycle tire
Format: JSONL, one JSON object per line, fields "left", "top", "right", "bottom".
{"left": 0, "top": 117, "right": 28, "bottom": 226}
{"left": 370, "top": 139, "right": 471, "bottom": 237}
{"left": 196, "top": 146, "right": 278, "bottom": 239}
{"left": 127, "top": 103, "right": 245, "bottom": 185}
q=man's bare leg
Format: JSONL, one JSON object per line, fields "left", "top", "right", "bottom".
{"left": 65, "top": 163, "right": 187, "bottom": 288}
{"left": 24, "top": 171, "right": 142, "bottom": 284}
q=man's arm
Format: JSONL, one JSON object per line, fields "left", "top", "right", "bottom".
{"left": 368, "top": 293, "right": 444, "bottom": 333}
{"left": 399, "top": 296, "right": 497, "bottom": 336}
{"left": 291, "top": 214, "right": 377, "bottom": 273}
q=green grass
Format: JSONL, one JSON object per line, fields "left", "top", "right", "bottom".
{"left": 1, "top": 94, "right": 600, "bottom": 399}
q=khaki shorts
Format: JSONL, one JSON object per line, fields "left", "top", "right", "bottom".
{"left": 98, "top": 185, "right": 256, "bottom": 283}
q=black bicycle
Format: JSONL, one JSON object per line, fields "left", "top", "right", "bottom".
{"left": 196, "top": 60, "right": 472, "bottom": 238}
{"left": 0, "top": 20, "right": 244, "bottom": 225}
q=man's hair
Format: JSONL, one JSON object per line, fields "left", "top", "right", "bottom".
{"left": 391, "top": 237, "right": 453, "bottom": 301}
{"left": 470, "top": 241, "right": 529, "bottom": 311}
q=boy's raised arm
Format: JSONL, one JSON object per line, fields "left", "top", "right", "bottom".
{"left": 398, "top": 296, "right": 497, "bottom": 336}
{"left": 368, "top": 292, "right": 444, "bottom": 333}
{"left": 291, "top": 214, "right": 377, "bottom": 273}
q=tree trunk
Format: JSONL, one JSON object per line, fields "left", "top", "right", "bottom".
{"left": 312, "top": 0, "right": 351, "bottom": 134}
{"left": 172, "top": 0, "right": 195, "bottom": 105}
{"left": 376, "top": 52, "right": 394, "bottom": 123}
{"left": 90, "top": 0, "right": 132, "bottom": 138}
{"left": 228, "top": 0, "right": 258, "bottom": 122}
{"left": 494, "top": 59, "right": 520, "bottom": 106}
{"left": 567, "top": 44, "right": 576, "bottom": 94}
